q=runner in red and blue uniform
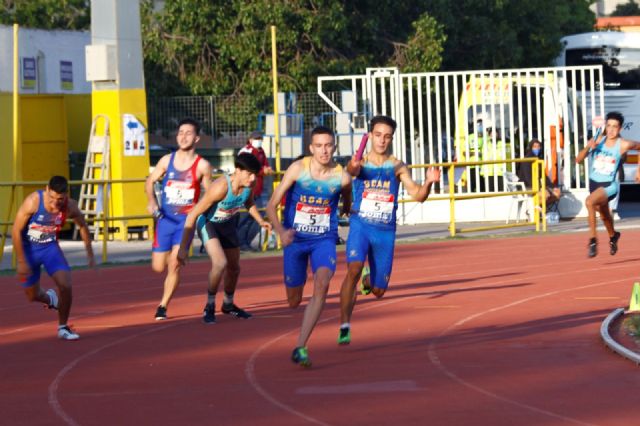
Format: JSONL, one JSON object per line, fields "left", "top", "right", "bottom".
{"left": 145, "top": 118, "right": 212, "bottom": 320}
{"left": 338, "top": 115, "right": 440, "bottom": 345}
{"left": 267, "top": 126, "right": 352, "bottom": 367}
{"left": 12, "top": 176, "right": 94, "bottom": 340}
{"left": 176, "top": 153, "right": 271, "bottom": 324}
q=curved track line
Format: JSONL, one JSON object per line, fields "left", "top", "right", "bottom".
{"left": 48, "top": 322, "right": 179, "bottom": 425}
{"left": 427, "top": 275, "right": 632, "bottom": 426}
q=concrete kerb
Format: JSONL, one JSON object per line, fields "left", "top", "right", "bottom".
{"left": 600, "top": 307, "right": 640, "bottom": 365}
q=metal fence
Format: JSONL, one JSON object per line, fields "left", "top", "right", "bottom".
{"left": 147, "top": 92, "right": 342, "bottom": 149}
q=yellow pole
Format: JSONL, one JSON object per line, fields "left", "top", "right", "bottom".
{"left": 448, "top": 164, "right": 456, "bottom": 237}
{"left": 102, "top": 182, "right": 108, "bottom": 263}
{"left": 271, "top": 25, "right": 282, "bottom": 250}
{"left": 0, "top": 186, "right": 15, "bottom": 265}
{"left": 11, "top": 24, "right": 20, "bottom": 268}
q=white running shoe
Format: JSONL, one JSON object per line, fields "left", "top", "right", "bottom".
{"left": 46, "top": 289, "right": 58, "bottom": 310}
{"left": 58, "top": 326, "right": 80, "bottom": 341}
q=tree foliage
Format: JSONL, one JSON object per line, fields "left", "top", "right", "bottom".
{"left": 611, "top": 0, "right": 640, "bottom": 16}
{"left": 1, "top": 0, "right": 596, "bottom": 98}
{"left": 0, "top": 0, "right": 90, "bottom": 30}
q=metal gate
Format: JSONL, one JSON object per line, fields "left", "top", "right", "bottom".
{"left": 318, "top": 65, "right": 605, "bottom": 198}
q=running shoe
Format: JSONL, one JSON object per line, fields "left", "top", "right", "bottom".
{"left": 203, "top": 303, "right": 216, "bottom": 324}
{"left": 360, "top": 266, "right": 372, "bottom": 295}
{"left": 610, "top": 231, "right": 621, "bottom": 256}
{"left": 58, "top": 325, "right": 80, "bottom": 341}
{"left": 45, "top": 289, "right": 58, "bottom": 310}
{"left": 588, "top": 238, "right": 597, "bottom": 258}
{"left": 154, "top": 305, "right": 167, "bottom": 320}
{"left": 337, "top": 327, "right": 351, "bottom": 345}
{"left": 291, "top": 346, "right": 312, "bottom": 368}
{"left": 221, "top": 303, "right": 252, "bottom": 319}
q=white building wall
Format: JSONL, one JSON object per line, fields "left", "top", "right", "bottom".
{"left": 0, "top": 25, "right": 91, "bottom": 94}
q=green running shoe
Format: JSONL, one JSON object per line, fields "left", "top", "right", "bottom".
{"left": 360, "top": 266, "right": 372, "bottom": 295}
{"left": 337, "top": 327, "right": 351, "bottom": 345}
{"left": 291, "top": 346, "right": 312, "bottom": 368}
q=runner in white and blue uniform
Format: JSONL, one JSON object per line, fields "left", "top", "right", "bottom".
{"left": 177, "top": 153, "right": 271, "bottom": 324}
{"left": 576, "top": 111, "right": 640, "bottom": 258}
{"left": 12, "top": 176, "right": 95, "bottom": 340}
{"left": 267, "top": 126, "right": 352, "bottom": 368}
{"left": 338, "top": 115, "right": 441, "bottom": 345}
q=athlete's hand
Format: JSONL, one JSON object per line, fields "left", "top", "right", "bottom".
{"left": 426, "top": 166, "right": 441, "bottom": 183}
{"left": 16, "top": 261, "right": 31, "bottom": 283}
{"left": 177, "top": 247, "right": 188, "bottom": 266}
{"left": 147, "top": 202, "right": 159, "bottom": 216}
{"left": 259, "top": 220, "right": 272, "bottom": 232}
{"left": 279, "top": 228, "right": 295, "bottom": 247}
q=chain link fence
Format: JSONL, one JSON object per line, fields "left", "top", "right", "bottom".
{"left": 147, "top": 91, "right": 343, "bottom": 149}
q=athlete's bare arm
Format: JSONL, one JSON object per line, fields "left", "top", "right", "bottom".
{"left": 197, "top": 158, "right": 213, "bottom": 191}
{"left": 340, "top": 171, "right": 352, "bottom": 216}
{"left": 11, "top": 193, "right": 39, "bottom": 280}
{"left": 396, "top": 161, "right": 441, "bottom": 203}
{"left": 266, "top": 160, "right": 302, "bottom": 247}
{"left": 145, "top": 154, "right": 170, "bottom": 214}
{"left": 177, "top": 176, "right": 228, "bottom": 264}
{"left": 576, "top": 133, "right": 605, "bottom": 164}
{"left": 347, "top": 156, "right": 364, "bottom": 177}
{"left": 244, "top": 193, "right": 272, "bottom": 232}
{"left": 66, "top": 199, "right": 95, "bottom": 267}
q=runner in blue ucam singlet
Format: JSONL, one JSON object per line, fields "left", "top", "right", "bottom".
{"left": 266, "top": 126, "right": 352, "bottom": 367}
{"left": 576, "top": 111, "right": 640, "bottom": 258}
{"left": 338, "top": 115, "right": 440, "bottom": 346}
{"left": 177, "top": 153, "right": 271, "bottom": 323}
{"left": 347, "top": 156, "right": 400, "bottom": 292}
{"left": 282, "top": 156, "right": 343, "bottom": 286}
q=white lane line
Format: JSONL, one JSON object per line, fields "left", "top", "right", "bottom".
{"left": 427, "top": 274, "right": 632, "bottom": 426}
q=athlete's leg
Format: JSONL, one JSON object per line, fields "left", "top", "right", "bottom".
{"left": 204, "top": 237, "right": 227, "bottom": 295}
{"left": 151, "top": 251, "right": 169, "bottom": 273}
{"left": 159, "top": 245, "right": 181, "bottom": 308}
{"left": 24, "top": 282, "right": 49, "bottom": 303}
{"left": 339, "top": 262, "right": 364, "bottom": 324}
{"left": 50, "top": 269, "right": 72, "bottom": 326}
{"left": 283, "top": 241, "right": 310, "bottom": 308}
{"left": 585, "top": 190, "right": 605, "bottom": 239}
{"left": 296, "top": 266, "right": 333, "bottom": 348}
{"left": 222, "top": 248, "right": 240, "bottom": 295}
{"left": 286, "top": 286, "right": 304, "bottom": 308}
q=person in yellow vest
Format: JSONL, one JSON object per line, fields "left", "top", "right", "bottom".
{"left": 461, "top": 117, "right": 486, "bottom": 191}
{"left": 480, "top": 126, "right": 510, "bottom": 192}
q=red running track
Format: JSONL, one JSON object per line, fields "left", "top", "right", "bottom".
{"left": 2, "top": 230, "right": 640, "bottom": 425}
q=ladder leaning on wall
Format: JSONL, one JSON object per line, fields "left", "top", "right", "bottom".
{"left": 74, "top": 115, "right": 110, "bottom": 240}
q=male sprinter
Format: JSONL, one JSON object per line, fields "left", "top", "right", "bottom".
{"left": 145, "top": 118, "right": 212, "bottom": 320}
{"left": 338, "top": 115, "right": 440, "bottom": 345}
{"left": 266, "top": 126, "right": 351, "bottom": 367}
{"left": 176, "top": 153, "right": 271, "bottom": 323}
{"left": 576, "top": 111, "right": 640, "bottom": 258}
{"left": 12, "top": 176, "right": 95, "bottom": 340}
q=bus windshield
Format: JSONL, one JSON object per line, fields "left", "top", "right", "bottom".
{"left": 565, "top": 47, "right": 640, "bottom": 90}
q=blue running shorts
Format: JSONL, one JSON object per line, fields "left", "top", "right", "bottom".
{"left": 346, "top": 216, "right": 395, "bottom": 290}
{"left": 21, "top": 242, "right": 70, "bottom": 287}
{"left": 153, "top": 215, "right": 187, "bottom": 252}
{"left": 589, "top": 179, "right": 618, "bottom": 201}
{"left": 283, "top": 237, "right": 337, "bottom": 288}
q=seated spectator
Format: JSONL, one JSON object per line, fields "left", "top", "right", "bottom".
{"left": 516, "top": 139, "right": 561, "bottom": 205}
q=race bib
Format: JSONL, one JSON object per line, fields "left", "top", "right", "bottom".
{"left": 212, "top": 206, "right": 240, "bottom": 222}
{"left": 164, "top": 180, "right": 195, "bottom": 206}
{"left": 27, "top": 224, "right": 56, "bottom": 243}
{"left": 592, "top": 153, "right": 616, "bottom": 177}
{"left": 359, "top": 191, "right": 394, "bottom": 223}
{"left": 293, "top": 203, "right": 330, "bottom": 234}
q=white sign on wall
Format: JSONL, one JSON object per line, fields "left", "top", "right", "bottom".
{"left": 123, "top": 114, "right": 146, "bottom": 156}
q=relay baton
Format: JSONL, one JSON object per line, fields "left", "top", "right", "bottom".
{"left": 592, "top": 115, "right": 604, "bottom": 141}
{"left": 355, "top": 133, "right": 369, "bottom": 161}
